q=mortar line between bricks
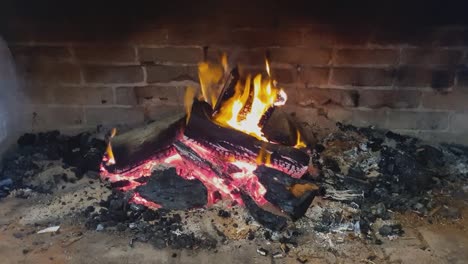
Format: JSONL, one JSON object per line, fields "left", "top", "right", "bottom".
{"left": 79, "top": 61, "right": 142, "bottom": 66}
{"left": 68, "top": 44, "right": 85, "bottom": 85}
{"left": 350, "top": 107, "right": 453, "bottom": 113}
{"left": 142, "top": 66, "right": 148, "bottom": 84}
{"left": 327, "top": 47, "right": 337, "bottom": 85}
{"left": 134, "top": 46, "right": 140, "bottom": 63}
{"left": 81, "top": 107, "right": 87, "bottom": 125}
{"left": 35, "top": 104, "right": 137, "bottom": 109}
{"left": 447, "top": 111, "right": 455, "bottom": 132}
{"left": 136, "top": 44, "right": 204, "bottom": 49}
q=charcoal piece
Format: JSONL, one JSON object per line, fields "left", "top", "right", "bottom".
{"left": 136, "top": 168, "right": 207, "bottom": 210}
{"left": 185, "top": 100, "right": 310, "bottom": 177}
{"left": 254, "top": 166, "right": 319, "bottom": 220}
{"left": 105, "top": 113, "right": 186, "bottom": 173}
{"left": 17, "top": 133, "right": 36, "bottom": 146}
{"left": 242, "top": 193, "right": 287, "bottom": 231}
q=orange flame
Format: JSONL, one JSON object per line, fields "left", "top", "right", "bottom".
{"left": 198, "top": 60, "right": 224, "bottom": 107}
{"left": 208, "top": 57, "right": 286, "bottom": 141}
{"left": 105, "top": 128, "right": 117, "bottom": 165}
{"left": 184, "top": 86, "right": 197, "bottom": 124}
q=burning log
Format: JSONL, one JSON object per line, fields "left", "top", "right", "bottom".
{"left": 105, "top": 113, "right": 186, "bottom": 173}
{"left": 185, "top": 100, "right": 310, "bottom": 178}
{"left": 100, "top": 55, "right": 321, "bottom": 230}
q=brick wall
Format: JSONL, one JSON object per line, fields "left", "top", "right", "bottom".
{"left": 2, "top": 20, "right": 468, "bottom": 144}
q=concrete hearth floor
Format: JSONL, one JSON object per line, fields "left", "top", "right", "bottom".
{"left": 1, "top": 178, "right": 468, "bottom": 264}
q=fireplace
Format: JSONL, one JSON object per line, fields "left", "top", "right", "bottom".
{"left": 0, "top": 1, "right": 468, "bottom": 263}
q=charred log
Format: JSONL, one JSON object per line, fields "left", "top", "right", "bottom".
{"left": 185, "top": 100, "right": 310, "bottom": 177}
{"left": 135, "top": 168, "right": 207, "bottom": 210}
{"left": 213, "top": 67, "right": 239, "bottom": 115}
{"left": 254, "top": 166, "right": 319, "bottom": 220}
{"left": 242, "top": 193, "right": 288, "bottom": 231}
{"left": 105, "top": 113, "right": 186, "bottom": 173}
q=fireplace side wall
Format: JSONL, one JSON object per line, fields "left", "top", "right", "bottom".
{"left": 0, "top": 36, "right": 25, "bottom": 155}
{"left": 2, "top": 21, "right": 468, "bottom": 144}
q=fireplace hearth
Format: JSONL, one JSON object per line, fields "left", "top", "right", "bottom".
{"left": 1, "top": 1, "right": 468, "bottom": 263}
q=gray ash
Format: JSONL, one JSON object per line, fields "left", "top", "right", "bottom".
{"left": 85, "top": 190, "right": 217, "bottom": 250}
{"left": 0, "top": 131, "right": 105, "bottom": 197}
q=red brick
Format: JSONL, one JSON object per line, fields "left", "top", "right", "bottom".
{"left": 115, "top": 87, "right": 137, "bottom": 105}
{"left": 128, "top": 29, "right": 168, "bottom": 45}
{"left": 370, "top": 27, "right": 434, "bottom": 46}
{"left": 142, "top": 105, "right": 185, "bottom": 121}
{"left": 167, "top": 26, "right": 231, "bottom": 46}
{"left": 146, "top": 65, "right": 198, "bottom": 83}
{"left": 298, "top": 67, "right": 329, "bottom": 86}
{"left": 297, "top": 87, "right": 359, "bottom": 107}
{"left": 204, "top": 48, "right": 266, "bottom": 66}
{"left": 30, "top": 106, "right": 84, "bottom": 128}
{"left": 334, "top": 49, "right": 399, "bottom": 65}
{"left": 349, "top": 109, "right": 388, "bottom": 127}
{"left": 16, "top": 61, "right": 81, "bottom": 83}
{"left": 303, "top": 25, "right": 372, "bottom": 47}
{"left": 450, "top": 113, "right": 468, "bottom": 132}
{"left": 85, "top": 107, "right": 144, "bottom": 126}
{"left": 271, "top": 68, "right": 295, "bottom": 84}
{"left": 395, "top": 67, "right": 454, "bottom": 89}
{"left": 134, "top": 86, "right": 184, "bottom": 106}
{"left": 231, "top": 29, "right": 303, "bottom": 47}
{"left": 49, "top": 86, "right": 114, "bottom": 105}
{"left": 386, "top": 111, "right": 449, "bottom": 130}
{"left": 422, "top": 91, "right": 468, "bottom": 111}
{"left": 74, "top": 46, "right": 136, "bottom": 63}
{"left": 456, "top": 70, "right": 468, "bottom": 88}
{"left": 326, "top": 107, "right": 387, "bottom": 127}
{"left": 359, "top": 90, "right": 421, "bottom": 108}
{"left": 10, "top": 46, "right": 71, "bottom": 61}
{"left": 83, "top": 66, "right": 143, "bottom": 84}
{"left": 139, "top": 47, "right": 203, "bottom": 64}
{"left": 269, "top": 47, "right": 331, "bottom": 65}
{"left": 331, "top": 68, "right": 394, "bottom": 87}
{"left": 433, "top": 27, "right": 468, "bottom": 47}
{"left": 401, "top": 49, "right": 462, "bottom": 65}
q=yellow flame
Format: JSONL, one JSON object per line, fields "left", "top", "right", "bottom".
{"left": 198, "top": 61, "right": 224, "bottom": 107}
{"left": 213, "top": 73, "right": 285, "bottom": 141}
{"left": 196, "top": 55, "right": 287, "bottom": 141}
{"left": 106, "top": 128, "right": 117, "bottom": 165}
{"left": 265, "top": 58, "right": 271, "bottom": 77}
{"left": 184, "top": 86, "right": 196, "bottom": 124}
{"left": 294, "top": 129, "right": 307, "bottom": 149}
{"left": 221, "top": 53, "right": 228, "bottom": 73}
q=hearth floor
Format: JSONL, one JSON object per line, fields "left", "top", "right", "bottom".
{"left": 0, "top": 177, "right": 467, "bottom": 264}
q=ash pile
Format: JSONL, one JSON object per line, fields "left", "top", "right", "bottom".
{"left": 0, "top": 123, "right": 467, "bottom": 251}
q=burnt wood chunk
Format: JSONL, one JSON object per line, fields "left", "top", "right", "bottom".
{"left": 185, "top": 100, "right": 310, "bottom": 177}
{"left": 242, "top": 193, "right": 288, "bottom": 231}
{"left": 255, "top": 166, "right": 319, "bottom": 220}
{"left": 105, "top": 113, "right": 186, "bottom": 173}
{"left": 136, "top": 168, "right": 207, "bottom": 210}
{"left": 261, "top": 109, "right": 298, "bottom": 146}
